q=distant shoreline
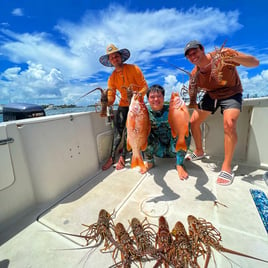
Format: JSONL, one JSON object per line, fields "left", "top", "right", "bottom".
{"left": 0, "top": 103, "right": 108, "bottom": 114}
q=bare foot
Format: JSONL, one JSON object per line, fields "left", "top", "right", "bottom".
{"left": 140, "top": 162, "right": 154, "bottom": 174}
{"left": 116, "top": 156, "right": 125, "bottom": 170}
{"left": 102, "top": 157, "right": 114, "bottom": 170}
{"left": 177, "top": 165, "right": 188, "bottom": 180}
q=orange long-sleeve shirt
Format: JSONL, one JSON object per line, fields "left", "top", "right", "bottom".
{"left": 107, "top": 64, "right": 148, "bottom": 107}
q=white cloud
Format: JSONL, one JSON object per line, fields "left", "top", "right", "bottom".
{"left": 163, "top": 75, "right": 182, "bottom": 99}
{"left": 1, "top": 67, "right": 21, "bottom": 80}
{"left": 0, "top": 62, "right": 66, "bottom": 103}
{"left": 12, "top": 8, "right": 24, "bottom": 17}
{"left": 0, "top": 4, "right": 267, "bottom": 105}
{"left": 240, "top": 69, "right": 268, "bottom": 97}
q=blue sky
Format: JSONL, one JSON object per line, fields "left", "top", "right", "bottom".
{"left": 0, "top": 0, "right": 267, "bottom": 106}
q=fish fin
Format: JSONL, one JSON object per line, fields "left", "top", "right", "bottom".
{"left": 170, "top": 128, "right": 176, "bottom": 138}
{"left": 183, "top": 125, "right": 189, "bottom": 138}
{"left": 126, "top": 139, "right": 132, "bottom": 151}
{"left": 141, "top": 141, "right": 148, "bottom": 151}
{"left": 131, "top": 153, "right": 145, "bottom": 170}
{"left": 175, "top": 138, "right": 187, "bottom": 152}
{"left": 168, "top": 116, "right": 177, "bottom": 138}
{"left": 147, "top": 125, "right": 151, "bottom": 136}
{"left": 176, "top": 143, "right": 187, "bottom": 152}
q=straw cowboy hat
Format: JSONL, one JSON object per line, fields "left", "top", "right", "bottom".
{"left": 99, "top": 44, "right": 130, "bottom": 67}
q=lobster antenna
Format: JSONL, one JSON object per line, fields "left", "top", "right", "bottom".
{"left": 161, "top": 59, "right": 191, "bottom": 76}
{"left": 219, "top": 39, "right": 228, "bottom": 51}
{"left": 75, "top": 87, "right": 103, "bottom": 103}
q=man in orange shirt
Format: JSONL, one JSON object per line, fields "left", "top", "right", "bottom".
{"left": 99, "top": 44, "right": 148, "bottom": 170}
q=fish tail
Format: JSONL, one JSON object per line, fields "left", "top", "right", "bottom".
{"left": 131, "top": 153, "right": 145, "bottom": 170}
{"left": 175, "top": 140, "right": 187, "bottom": 152}
{"left": 175, "top": 126, "right": 189, "bottom": 151}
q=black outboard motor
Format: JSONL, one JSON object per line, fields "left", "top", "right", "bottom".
{"left": 3, "top": 103, "right": 46, "bottom": 122}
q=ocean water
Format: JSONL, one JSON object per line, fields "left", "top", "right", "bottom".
{"left": 0, "top": 106, "right": 96, "bottom": 123}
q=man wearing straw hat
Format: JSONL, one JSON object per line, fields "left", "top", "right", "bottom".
{"left": 99, "top": 44, "right": 148, "bottom": 170}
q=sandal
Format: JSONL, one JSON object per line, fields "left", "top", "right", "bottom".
{"left": 186, "top": 152, "right": 205, "bottom": 161}
{"left": 116, "top": 156, "right": 125, "bottom": 170}
{"left": 216, "top": 171, "right": 234, "bottom": 186}
{"left": 102, "top": 157, "right": 114, "bottom": 171}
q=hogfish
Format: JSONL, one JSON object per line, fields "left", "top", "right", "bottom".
{"left": 168, "top": 92, "right": 190, "bottom": 151}
{"left": 126, "top": 93, "right": 151, "bottom": 173}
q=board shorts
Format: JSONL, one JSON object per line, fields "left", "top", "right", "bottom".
{"left": 198, "top": 93, "right": 242, "bottom": 114}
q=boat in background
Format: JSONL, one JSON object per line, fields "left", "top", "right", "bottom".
{"left": 0, "top": 97, "right": 268, "bottom": 267}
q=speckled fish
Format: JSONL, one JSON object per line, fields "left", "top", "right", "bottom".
{"left": 168, "top": 92, "right": 190, "bottom": 151}
{"left": 126, "top": 93, "right": 151, "bottom": 173}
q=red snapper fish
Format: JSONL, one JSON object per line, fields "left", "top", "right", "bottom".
{"left": 168, "top": 92, "right": 190, "bottom": 151}
{"left": 126, "top": 93, "right": 151, "bottom": 173}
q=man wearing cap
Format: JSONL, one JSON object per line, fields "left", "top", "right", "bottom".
{"left": 99, "top": 44, "right": 148, "bottom": 170}
{"left": 184, "top": 40, "right": 259, "bottom": 186}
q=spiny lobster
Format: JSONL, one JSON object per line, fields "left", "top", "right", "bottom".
{"left": 53, "top": 211, "right": 268, "bottom": 267}
{"left": 54, "top": 209, "right": 119, "bottom": 252}
{"left": 170, "top": 220, "right": 201, "bottom": 268}
{"left": 111, "top": 222, "right": 144, "bottom": 268}
{"left": 154, "top": 216, "right": 173, "bottom": 268}
{"left": 76, "top": 87, "right": 110, "bottom": 117}
{"left": 130, "top": 217, "right": 157, "bottom": 258}
{"left": 187, "top": 215, "right": 268, "bottom": 268}
{"left": 210, "top": 40, "right": 239, "bottom": 86}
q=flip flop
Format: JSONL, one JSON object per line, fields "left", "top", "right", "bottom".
{"left": 216, "top": 171, "right": 235, "bottom": 186}
{"left": 186, "top": 152, "right": 205, "bottom": 161}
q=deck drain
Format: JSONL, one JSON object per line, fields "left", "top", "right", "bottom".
{"left": 140, "top": 196, "right": 169, "bottom": 217}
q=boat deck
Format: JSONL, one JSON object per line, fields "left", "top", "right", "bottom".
{"left": 1, "top": 156, "right": 268, "bottom": 268}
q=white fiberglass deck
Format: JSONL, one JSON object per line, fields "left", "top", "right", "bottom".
{"left": 1, "top": 156, "right": 268, "bottom": 268}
